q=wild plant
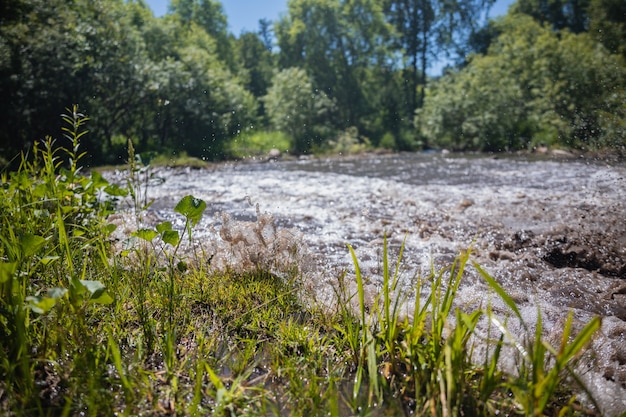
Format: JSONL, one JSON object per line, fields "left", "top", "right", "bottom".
{"left": 0, "top": 106, "right": 120, "bottom": 411}
{"left": 130, "top": 194, "right": 207, "bottom": 380}
{"left": 475, "top": 263, "right": 602, "bottom": 416}
{"left": 342, "top": 239, "right": 602, "bottom": 416}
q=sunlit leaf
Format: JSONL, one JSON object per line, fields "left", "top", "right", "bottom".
{"left": 103, "top": 223, "right": 117, "bottom": 237}
{"left": 40, "top": 256, "right": 60, "bottom": 266}
{"left": 174, "top": 195, "right": 206, "bottom": 226}
{"left": 25, "top": 287, "right": 68, "bottom": 314}
{"left": 473, "top": 261, "right": 524, "bottom": 325}
{"left": 162, "top": 230, "right": 180, "bottom": 246}
{"left": 26, "top": 295, "right": 58, "bottom": 314}
{"left": 47, "top": 287, "right": 68, "bottom": 299}
{"left": 21, "top": 233, "right": 46, "bottom": 258}
{"left": 134, "top": 228, "right": 158, "bottom": 242}
{"left": 80, "top": 279, "right": 114, "bottom": 304}
{"left": 89, "top": 170, "right": 110, "bottom": 189}
{"left": 0, "top": 262, "right": 17, "bottom": 283}
{"left": 156, "top": 221, "right": 173, "bottom": 234}
{"left": 104, "top": 183, "right": 128, "bottom": 197}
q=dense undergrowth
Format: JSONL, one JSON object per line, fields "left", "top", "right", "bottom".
{"left": 0, "top": 109, "right": 604, "bottom": 416}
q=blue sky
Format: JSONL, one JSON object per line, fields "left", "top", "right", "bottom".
{"left": 145, "top": 0, "right": 515, "bottom": 36}
{"left": 145, "top": 0, "right": 288, "bottom": 34}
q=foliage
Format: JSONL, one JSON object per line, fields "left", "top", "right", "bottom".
{"left": 263, "top": 67, "right": 337, "bottom": 153}
{"left": 0, "top": 0, "right": 624, "bottom": 163}
{"left": 0, "top": 0, "right": 255, "bottom": 165}
{"left": 383, "top": 0, "right": 496, "bottom": 113}
{"left": 275, "top": 0, "right": 394, "bottom": 136}
{"left": 587, "top": 0, "right": 626, "bottom": 58}
{"left": 0, "top": 107, "right": 120, "bottom": 412}
{"left": 226, "top": 130, "right": 292, "bottom": 159}
{"left": 340, "top": 237, "right": 601, "bottom": 416}
{"left": 511, "top": 0, "right": 589, "bottom": 32}
{"left": 417, "top": 14, "right": 626, "bottom": 151}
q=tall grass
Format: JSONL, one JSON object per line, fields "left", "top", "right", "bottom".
{"left": 0, "top": 108, "right": 603, "bottom": 416}
{"left": 338, "top": 238, "right": 602, "bottom": 416}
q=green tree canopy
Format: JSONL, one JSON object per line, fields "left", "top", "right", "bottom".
{"left": 416, "top": 14, "right": 626, "bottom": 151}
{"left": 263, "top": 67, "right": 336, "bottom": 153}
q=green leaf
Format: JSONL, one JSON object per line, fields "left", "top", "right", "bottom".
{"left": 134, "top": 229, "right": 158, "bottom": 242}
{"left": 21, "top": 233, "right": 47, "bottom": 258}
{"left": 103, "top": 223, "right": 118, "bottom": 237}
{"left": 0, "top": 262, "right": 17, "bottom": 283}
{"left": 48, "top": 287, "right": 69, "bottom": 299}
{"left": 156, "top": 221, "right": 173, "bottom": 234}
{"left": 26, "top": 287, "right": 67, "bottom": 314}
{"left": 80, "top": 280, "right": 114, "bottom": 304}
{"left": 104, "top": 183, "right": 128, "bottom": 197}
{"left": 89, "top": 170, "right": 110, "bottom": 189}
{"left": 162, "top": 230, "right": 180, "bottom": 246}
{"left": 26, "top": 295, "right": 58, "bottom": 314}
{"left": 561, "top": 315, "right": 601, "bottom": 363}
{"left": 174, "top": 195, "right": 207, "bottom": 226}
{"left": 473, "top": 261, "right": 524, "bottom": 325}
{"left": 40, "top": 256, "right": 60, "bottom": 266}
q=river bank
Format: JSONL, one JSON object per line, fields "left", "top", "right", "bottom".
{"left": 106, "top": 151, "right": 626, "bottom": 415}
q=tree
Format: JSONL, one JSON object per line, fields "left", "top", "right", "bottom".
{"left": 0, "top": 0, "right": 150, "bottom": 164}
{"left": 152, "top": 23, "right": 256, "bottom": 159}
{"left": 511, "top": 0, "right": 588, "bottom": 32}
{"left": 383, "top": 0, "right": 495, "bottom": 114}
{"left": 587, "top": 0, "right": 626, "bottom": 58}
{"left": 275, "top": 0, "right": 393, "bottom": 132}
{"left": 169, "top": 0, "right": 232, "bottom": 65}
{"left": 416, "top": 14, "right": 626, "bottom": 151}
{"left": 263, "top": 67, "right": 336, "bottom": 153}
{"left": 234, "top": 31, "right": 274, "bottom": 99}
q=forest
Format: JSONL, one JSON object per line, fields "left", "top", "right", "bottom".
{"left": 0, "top": 0, "right": 625, "bottom": 166}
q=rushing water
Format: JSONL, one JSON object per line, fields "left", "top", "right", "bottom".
{"left": 110, "top": 152, "right": 626, "bottom": 415}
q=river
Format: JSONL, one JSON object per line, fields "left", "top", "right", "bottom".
{"left": 110, "top": 152, "right": 626, "bottom": 415}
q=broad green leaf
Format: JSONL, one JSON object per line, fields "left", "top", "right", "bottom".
{"left": 103, "top": 223, "right": 117, "bottom": 237}
{"left": 89, "top": 170, "right": 110, "bottom": 189}
{"left": 90, "top": 291, "right": 114, "bottom": 305}
{"left": 104, "top": 183, "right": 128, "bottom": 197}
{"left": 0, "top": 262, "right": 17, "bottom": 283}
{"left": 47, "top": 287, "right": 69, "bottom": 299}
{"left": 21, "top": 233, "right": 46, "bottom": 258}
{"left": 26, "top": 295, "right": 58, "bottom": 314}
{"left": 26, "top": 287, "right": 67, "bottom": 314}
{"left": 80, "top": 280, "right": 114, "bottom": 304}
{"left": 134, "top": 229, "right": 158, "bottom": 242}
{"left": 174, "top": 195, "right": 206, "bottom": 226}
{"left": 156, "top": 221, "right": 173, "bottom": 234}
{"left": 162, "top": 230, "right": 180, "bottom": 246}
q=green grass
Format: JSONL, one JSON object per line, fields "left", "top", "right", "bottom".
{"left": 0, "top": 109, "right": 603, "bottom": 416}
{"left": 226, "top": 130, "right": 292, "bottom": 159}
